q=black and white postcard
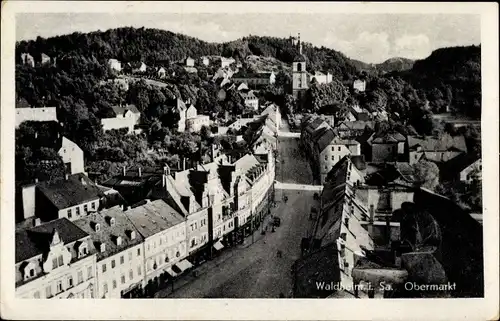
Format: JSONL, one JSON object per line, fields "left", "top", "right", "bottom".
{"left": 1, "top": 1, "right": 498, "bottom": 320}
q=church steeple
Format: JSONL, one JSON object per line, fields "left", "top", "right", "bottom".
{"left": 298, "top": 33, "right": 302, "bottom": 54}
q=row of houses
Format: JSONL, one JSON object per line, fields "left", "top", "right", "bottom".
{"left": 300, "top": 115, "right": 479, "bottom": 185}
{"left": 293, "top": 155, "right": 484, "bottom": 298}
{"left": 15, "top": 145, "right": 276, "bottom": 299}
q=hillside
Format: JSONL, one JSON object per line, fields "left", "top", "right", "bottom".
{"left": 397, "top": 45, "right": 481, "bottom": 118}
{"left": 244, "top": 55, "right": 290, "bottom": 73}
{"left": 376, "top": 57, "right": 414, "bottom": 74}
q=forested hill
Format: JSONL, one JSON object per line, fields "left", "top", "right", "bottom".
{"left": 396, "top": 45, "right": 481, "bottom": 118}
{"left": 349, "top": 57, "right": 414, "bottom": 75}
{"left": 16, "top": 27, "right": 361, "bottom": 80}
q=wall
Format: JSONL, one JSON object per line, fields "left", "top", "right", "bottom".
{"left": 186, "top": 116, "right": 210, "bottom": 133}
{"left": 58, "top": 137, "right": 85, "bottom": 175}
{"left": 187, "top": 209, "right": 209, "bottom": 255}
{"left": 101, "top": 117, "right": 135, "bottom": 133}
{"left": 22, "top": 184, "right": 36, "bottom": 220}
{"left": 16, "top": 243, "right": 97, "bottom": 299}
{"left": 15, "top": 107, "right": 58, "bottom": 128}
{"left": 57, "top": 199, "right": 100, "bottom": 221}
{"left": 319, "top": 145, "right": 353, "bottom": 184}
{"left": 372, "top": 143, "right": 397, "bottom": 163}
{"left": 98, "top": 243, "right": 145, "bottom": 299}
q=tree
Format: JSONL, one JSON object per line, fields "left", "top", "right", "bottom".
{"left": 413, "top": 160, "right": 440, "bottom": 190}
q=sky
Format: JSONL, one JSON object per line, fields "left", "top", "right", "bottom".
{"left": 16, "top": 13, "right": 480, "bottom": 64}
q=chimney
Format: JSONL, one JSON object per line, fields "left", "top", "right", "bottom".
{"left": 123, "top": 166, "right": 126, "bottom": 176}
{"left": 138, "top": 167, "right": 142, "bottom": 177}
{"left": 369, "top": 204, "right": 375, "bottom": 223}
{"left": 183, "top": 158, "right": 187, "bottom": 171}
{"left": 162, "top": 175, "right": 166, "bottom": 188}
{"left": 65, "top": 173, "right": 69, "bottom": 180}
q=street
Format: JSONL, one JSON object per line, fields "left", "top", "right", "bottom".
{"left": 155, "top": 119, "right": 316, "bottom": 298}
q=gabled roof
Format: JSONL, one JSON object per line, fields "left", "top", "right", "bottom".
{"left": 125, "top": 200, "right": 185, "bottom": 239}
{"left": 73, "top": 206, "right": 145, "bottom": 260}
{"left": 315, "top": 128, "right": 337, "bottom": 152}
{"left": 110, "top": 104, "right": 140, "bottom": 116}
{"left": 16, "top": 218, "right": 89, "bottom": 263}
{"left": 408, "top": 135, "right": 467, "bottom": 152}
{"left": 305, "top": 118, "right": 328, "bottom": 135}
{"left": 441, "top": 153, "right": 480, "bottom": 176}
{"left": 337, "top": 121, "right": 375, "bottom": 131}
{"left": 240, "top": 90, "right": 257, "bottom": 100}
{"left": 37, "top": 174, "right": 103, "bottom": 210}
{"left": 372, "top": 131, "right": 406, "bottom": 144}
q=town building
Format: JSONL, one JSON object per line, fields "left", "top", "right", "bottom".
{"left": 309, "top": 71, "right": 333, "bottom": 85}
{"left": 336, "top": 121, "right": 375, "bottom": 139}
{"left": 108, "top": 59, "right": 122, "bottom": 72}
{"left": 231, "top": 71, "right": 276, "bottom": 88}
{"left": 346, "top": 105, "right": 372, "bottom": 121}
{"left": 40, "top": 53, "right": 51, "bottom": 65}
{"left": 260, "top": 103, "right": 282, "bottom": 131}
{"left": 157, "top": 67, "right": 166, "bottom": 79}
{"left": 15, "top": 107, "right": 58, "bottom": 128}
{"left": 18, "top": 173, "right": 105, "bottom": 223}
{"left": 201, "top": 57, "right": 210, "bottom": 66}
{"left": 101, "top": 104, "right": 141, "bottom": 134}
{"left": 314, "top": 128, "right": 362, "bottom": 184}
{"left": 125, "top": 200, "right": 189, "bottom": 297}
{"left": 21, "top": 53, "right": 35, "bottom": 67}
{"left": 408, "top": 135, "right": 467, "bottom": 165}
{"left": 439, "top": 154, "right": 482, "bottom": 183}
{"left": 73, "top": 206, "right": 146, "bottom": 298}
{"left": 368, "top": 131, "right": 407, "bottom": 163}
{"left": 240, "top": 90, "right": 259, "bottom": 110}
{"left": 184, "top": 57, "right": 195, "bottom": 67}
{"left": 58, "top": 136, "right": 85, "bottom": 175}
{"left": 173, "top": 99, "right": 210, "bottom": 133}
{"left": 15, "top": 218, "right": 98, "bottom": 298}
{"left": 124, "top": 62, "right": 147, "bottom": 74}
{"left": 353, "top": 79, "right": 367, "bottom": 92}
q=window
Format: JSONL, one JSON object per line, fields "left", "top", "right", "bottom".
{"left": 58, "top": 255, "right": 63, "bottom": 266}
{"left": 77, "top": 270, "right": 83, "bottom": 284}
{"left": 67, "top": 209, "right": 72, "bottom": 218}
{"left": 137, "top": 248, "right": 141, "bottom": 256}
{"left": 325, "top": 155, "right": 327, "bottom": 160}
{"left": 111, "top": 260, "right": 116, "bottom": 268}
{"left": 129, "top": 269, "right": 133, "bottom": 280}
{"left": 91, "top": 202, "right": 96, "bottom": 210}
{"left": 29, "top": 268, "right": 35, "bottom": 277}
{"left": 33, "top": 291, "right": 40, "bottom": 299}
{"left": 52, "top": 258, "right": 58, "bottom": 269}
{"left": 68, "top": 276, "right": 73, "bottom": 288}
{"left": 103, "top": 283, "right": 108, "bottom": 294}
{"left": 76, "top": 207, "right": 80, "bottom": 216}
{"left": 87, "top": 266, "right": 93, "bottom": 279}
{"left": 332, "top": 155, "right": 335, "bottom": 161}
{"left": 137, "top": 266, "right": 142, "bottom": 276}
{"left": 338, "top": 146, "right": 341, "bottom": 151}
{"left": 45, "top": 285, "right": 52, "bottom": 298}
{"left": 57, "top": 280, "right": 63, "bottom": 293}
{"left": 120, "top": 256, "right": 124, "bottom": 265}
{"left": 84, "top": 204, "right": 88, "bottom": 213}
{"left": 128, "top": 251, "right": 132, "bottom": 261}
{"left": 121, "top": 275, "right": 126, "bottom": 284}
{"left": 102, "top": 264, "right": 107, "bottom": 273}
{"left": 112, "top": 280, "right": 117, "bottom": 289}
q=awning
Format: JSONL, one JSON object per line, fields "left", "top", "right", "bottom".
{"left": 166, "top": 267, "right": 178, "bottom": 277}
{"left": 173, "top": 259, "right": 193, "bottom": 272}
{"left": 213, "top": 240, "right": 224, "bottom": 251}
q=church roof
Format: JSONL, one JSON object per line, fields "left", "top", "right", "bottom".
{"left": 293, "top": 53, "right": 307, "bottom": 62}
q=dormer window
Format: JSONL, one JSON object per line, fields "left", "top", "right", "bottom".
{"left": 23, "top": 262, "right": 37, "bottom": 281}
{"left": 78, "top": 243, "right": 88, "bottom": 258}
{"left": 100, "top": 243, "right": 106, "bottom": 253}
{"left": 115, "top": 236, "right": 123, "bottom": 246}
{"left": 91, "top": 222, "right": 101, "bottom": 232}
{"left": 126, "top": 230, "right": 136, "bottom": 240}
{"left": 105, "top": 216, "right": 116, "bottom": 226}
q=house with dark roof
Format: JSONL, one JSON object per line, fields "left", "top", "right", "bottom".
{"left": 19, "top": 173, "right": 106, "bottom": 223}
{"left": 101, "top": 104, "right": 141, "bottom": 134}
{"left": 15, "top": 107, "right": 58, "bottom": 128}
{"left": 408, "top": 135, "right": 467, "bottom": 165}
{"left": 15, "top": 218, "right": 97, "bottom": 298}
{"left": 336, "top": 121, "right": 375, "bottom": 139}
{"left": 240, "top": 90, "right": 259, "bottom": 110}
{"left": 231, "top": 71, "right": 276, "bottom": 88}
{"left": 125, "top": 199, "right": 189, "bottom": 297}
{"left": 439, "top": 154, "right": 481, "bottom": 183}
{"left": 313, "top": 128, "right": 361, "bottom": 184}
{"left": 123, "top": 61, "right": 147, "bottom": 74}
{"left": 368, "top": 131, "right": 406, "bottom": 163}
{"left": 74, "top": 206, "right": 146, "bottom": 298}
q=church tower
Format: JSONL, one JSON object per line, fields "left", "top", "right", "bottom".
{"left": 292, "top": 33, "right": 308, "bottom": 100}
